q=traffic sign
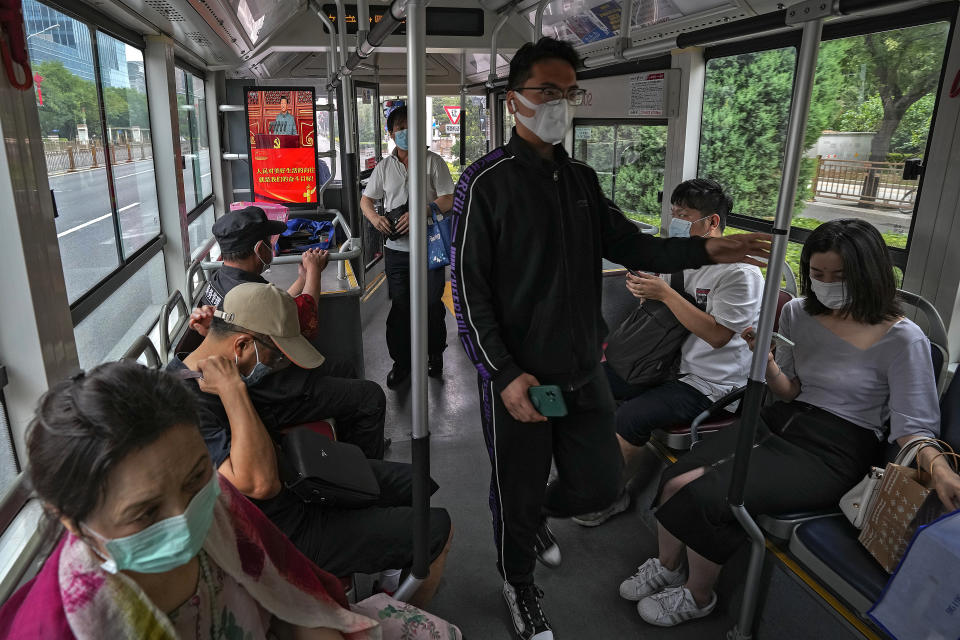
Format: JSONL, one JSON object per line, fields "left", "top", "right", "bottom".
{"left": 445, "top": 124, "right": 460, "bottom": 134}
{"left": 444, "top": 106, "right": 462, "bottom": 124}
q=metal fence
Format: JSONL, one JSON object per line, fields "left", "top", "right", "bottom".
{"left": 812, "top": 156, "right": 916, "bottom": 210}
{"left": 43, "top": 142, "right": 154, "bottom": 176}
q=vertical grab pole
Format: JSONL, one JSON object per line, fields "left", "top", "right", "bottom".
{"left": 726, "top": 17, "right": 823, "bottom": 640}
{"left": 393, "top": 0, "right": 429, "bottom": 601}
{"left": 334, "top": 0, "right": 361, "bottom": 240}
{"left": 459, "top": 50, "right": 466, "bottom": 167}
{"left": 534, "top": 0, "right": 551, "bottom": 41}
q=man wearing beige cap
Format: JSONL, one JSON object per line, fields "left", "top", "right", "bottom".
{"left": 168, "top": 283, "right": 453, "bottom": 605}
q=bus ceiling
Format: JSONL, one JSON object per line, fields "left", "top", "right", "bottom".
{"left": 85, "top": 0, "right": 946, "bottom": 80}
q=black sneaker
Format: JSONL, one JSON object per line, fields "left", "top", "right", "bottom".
{"left": 533, "top": 521, "right": 561, "bottom": 568}
{"left": 503, "top": 582, "right": 554, "bottom": 640}
{"left": 386, "top": 364, "right": 409, "bottom": 389}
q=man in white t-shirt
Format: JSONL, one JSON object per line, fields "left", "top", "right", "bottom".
{"left": 360, "top": 106, "right": 455, "bottom": 388}
{"left": 576, "top": 179, "right": 764, "bottom": 526}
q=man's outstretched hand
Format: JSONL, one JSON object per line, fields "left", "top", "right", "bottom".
{"left": 705, "top": 233, "right": 772, "bottom": 268}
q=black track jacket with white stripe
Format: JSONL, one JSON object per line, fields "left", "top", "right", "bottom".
{"left": 450, "top": 132, "right": 713, "bottom": 394}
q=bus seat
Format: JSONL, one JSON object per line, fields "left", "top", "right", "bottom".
{"left": 121, "top": 335, "right": 161, "bottom": 369}
{"left": 897, "top": 289, "right": 949, "bottom": 395}
{"left": 280, "top": 419, "right": 337, "bottom": 441}
{"left": 652, "top": 288, "right": 794, "bottom": 451}
{"left": 789, "top": 365, "right": 960, "bottom": 614}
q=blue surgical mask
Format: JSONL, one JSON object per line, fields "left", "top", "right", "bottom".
{"left": 238, "top": 341, "right": 272, "bottom": 387}
{"left": 668, "top": 215, "right": 711, "bottom": 238}
{"left": 85, "top": 472, "right": 220, "bottom": 574}
{"left": 394, "top": 129, "right": 409, "bottom": 150}
{"left": 809, "top": 277, "right": 848, "bottom": 310}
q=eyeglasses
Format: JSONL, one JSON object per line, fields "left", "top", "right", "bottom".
{"left": 515, "top": 86, "right": 587, "bottom": 106}
{"left": 252, "top": 336, "right": 288, "bottom": 367}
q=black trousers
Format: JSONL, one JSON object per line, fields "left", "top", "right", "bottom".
{"left": 655, "top": 401, "right": 884, "bottom": 564}
{"left": 478, "top": 367, "right": 624, "bottom": 585}
{"left": 384, "top": 246, "right": 447, "bottom": 369}
{"left": 258, "top": 460, "right": 452, "bottom": 577}
{"left": 249, "top": 359, "right": 388, "bottom": 460}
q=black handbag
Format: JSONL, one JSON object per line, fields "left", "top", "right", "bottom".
{"left": 604, "top": 272, "right": 703, "bottom": 386}
{"left": 278, "top": 427, "right": 381, "bottom": 508}
{"left": 381, "top": 201, "right": 408, "bottom": 241}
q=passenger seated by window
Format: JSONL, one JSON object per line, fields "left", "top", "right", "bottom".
{"left": 0, "top": 361, "right": 378, "bottom": 639}
{"left": 193, "top": 205, "right": 328, "bottom": 340}
{"left": 190, "top": 206, "right": 389, "bottom": 459}
{"left": 621, "top": 219, "right": 960, "bottom": 627}
{"left": 168, "top": 283, "right": 453, "bottom": 608}
{"left": 575, "top": 179, "right": 763, "bottom": 526}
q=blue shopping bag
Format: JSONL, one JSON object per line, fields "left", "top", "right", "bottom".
{"left": 427, "top": 203, "right": 452, "bottom": 271}
{"left": 869, "top": 506, "right": 960, "bottom": 639}
{"left": 275, "top": 218, "right": 335, "bottom": 254}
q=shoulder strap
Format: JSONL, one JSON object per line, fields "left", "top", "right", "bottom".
{"left": 669, "top": 271, "right": 685, "bottom": 293}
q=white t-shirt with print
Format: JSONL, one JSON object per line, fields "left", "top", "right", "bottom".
{"left": 362, "top": 148, "right": 455, "bottom": 252}
{"left": 671, "top": 263, "right": 764, "bottom": 401}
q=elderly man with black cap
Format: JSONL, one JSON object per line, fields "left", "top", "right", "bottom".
{"left": 188, "top": 206, "right": 390, "bottom": 460}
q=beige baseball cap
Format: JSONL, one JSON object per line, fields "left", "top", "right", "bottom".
{"left": 214, "top": 283, "right": 325, "bottom": 369}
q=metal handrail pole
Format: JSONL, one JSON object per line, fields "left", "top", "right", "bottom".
{"left": 725, "top": 15, "right": 824, "bottom": 640}
{"left": 534, "top": 0, "right": 550, "bottom": 41}
{"left": 487, "top": 10, "right": 512, "bottom": 87}
{"left": 393, "top": 0, "right": 429, "bottom": 603}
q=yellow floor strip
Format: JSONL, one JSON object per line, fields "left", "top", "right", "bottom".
{"left": 344, "top": 257, "right": 359, "bottom": 290}
{"left": 442, "top": 280, "right": 454, "bottom": 315}
{"left": 766, "top": 541, "right": 881, "bottom": 640}
{"left": 361, "top": 272, "right": 386, "bottom": 302}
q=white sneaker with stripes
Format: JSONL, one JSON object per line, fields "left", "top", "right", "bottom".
{"left": 619, "top": 558, "right": 686, "bottom": 601}
{"left": 637, "top": 586, "right": 717, "bottom": 627}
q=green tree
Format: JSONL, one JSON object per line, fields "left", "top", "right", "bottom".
{"left": 33, "top": 60, "right": 101, "bottom": 141}
{"left": 860, "top": 23, "right": 949, "bottom": 162}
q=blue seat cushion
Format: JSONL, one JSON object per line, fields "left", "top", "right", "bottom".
{"left": 794, "top": 515, "right": 888, "bottom": 603}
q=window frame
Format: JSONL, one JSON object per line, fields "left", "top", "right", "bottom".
{"left": 28, "top": 0, "right": 166, "bottom": 318}
{"left": 175, "top": 63, "right": 213, "bottom": 218}
{"left": 698, "top": 4, "right": 957, "bottom": 272}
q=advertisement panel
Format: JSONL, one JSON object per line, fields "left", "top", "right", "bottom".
{"left": 245, "top": 87, "right": 318, "bottom": 205}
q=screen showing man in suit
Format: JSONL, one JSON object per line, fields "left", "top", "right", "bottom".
{"left": 246, "top": 88, "right": 318, "bottom": 204}
{"left": 271, "top": 96, "right": 297, "bottom": 135}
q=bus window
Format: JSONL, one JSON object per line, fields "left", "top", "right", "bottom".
{"left": 26, "top": 1, "right": 120, "bottom": 303}
{"left": 802, "top": 22, "right": 950, "bottom": 253}
{"left": 573, "top": 123, "right": 666, "bottom": 231}
{"left": 356, "top": 83, "right": 381, "bottom": 171}
{"left": 72, "top": 251, "right": 168, "bottom": 369}
{"left": 316, "top": 94, "right": 339, "bottom": 182}
{"left": 175, "top": 67, "right": 211, "bottom": 212}
{"left": 462, "top": 95, "right": 490, "bottom": 165}
{"left": 96, "top": 32, "right": 160, "bottom": 257}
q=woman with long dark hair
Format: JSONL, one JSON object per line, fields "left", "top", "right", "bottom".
{"left": 621, "top": 219, "right": 960, "bottom": 627}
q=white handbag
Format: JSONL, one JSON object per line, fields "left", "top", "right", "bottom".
{"left": 840, "top": 438, "right": 930, "bottom": 529}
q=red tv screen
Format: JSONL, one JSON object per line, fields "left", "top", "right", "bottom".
{"left": 245, "top": 87, "right": 318, "bottom": 205}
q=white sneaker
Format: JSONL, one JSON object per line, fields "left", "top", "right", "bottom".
{"left": 571, "top": 490, "right": 630, "bottom": 527}
{"left": 637, "top": 586, "right": 717, "bottom": 627}
{"left": 619, "top": 558, "right": 686, "bottom": 601}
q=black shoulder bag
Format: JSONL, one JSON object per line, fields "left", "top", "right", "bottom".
{"left": 604, "top": 272, "right": 703, "bottom": 386}
{"left": 278, "top": 427, "right": 381, "bottom": 508}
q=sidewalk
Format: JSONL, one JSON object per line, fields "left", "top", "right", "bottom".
{"left": 800, "top": 197, "right": 912, "bottom": 235}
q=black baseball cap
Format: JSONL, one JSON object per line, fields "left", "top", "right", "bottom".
{"left": 213, "top": 206, "right": 288, "bottom": 254}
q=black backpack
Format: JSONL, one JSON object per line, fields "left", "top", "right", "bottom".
{"left": 604, "top": 272, "right": 703, "bottom": 386}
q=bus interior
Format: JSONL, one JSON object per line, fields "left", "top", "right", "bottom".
{"left": 1, "top": 0, "right": 960, "bottom": 638}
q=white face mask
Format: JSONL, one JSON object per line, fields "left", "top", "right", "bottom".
{"left": 668, "top": 215, "right": 710, "bottom": 238}
{"left": 513, "top": 92, "right": 571, "bottom": 146}
{"left": 809, "top": 277, "right": 848, "bottom": 310}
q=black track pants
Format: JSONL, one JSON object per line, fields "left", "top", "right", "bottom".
{"left": 477, "top": 367, "right": 624, "bottom": 585}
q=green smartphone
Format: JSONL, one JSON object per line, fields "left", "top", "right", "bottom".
{"left": 528, "top": 385, "right": 568, "bottom": 418}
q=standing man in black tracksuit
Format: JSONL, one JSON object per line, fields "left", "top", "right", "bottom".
{"left": 449, "top": 38, "right": 771, "bottom": 640}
